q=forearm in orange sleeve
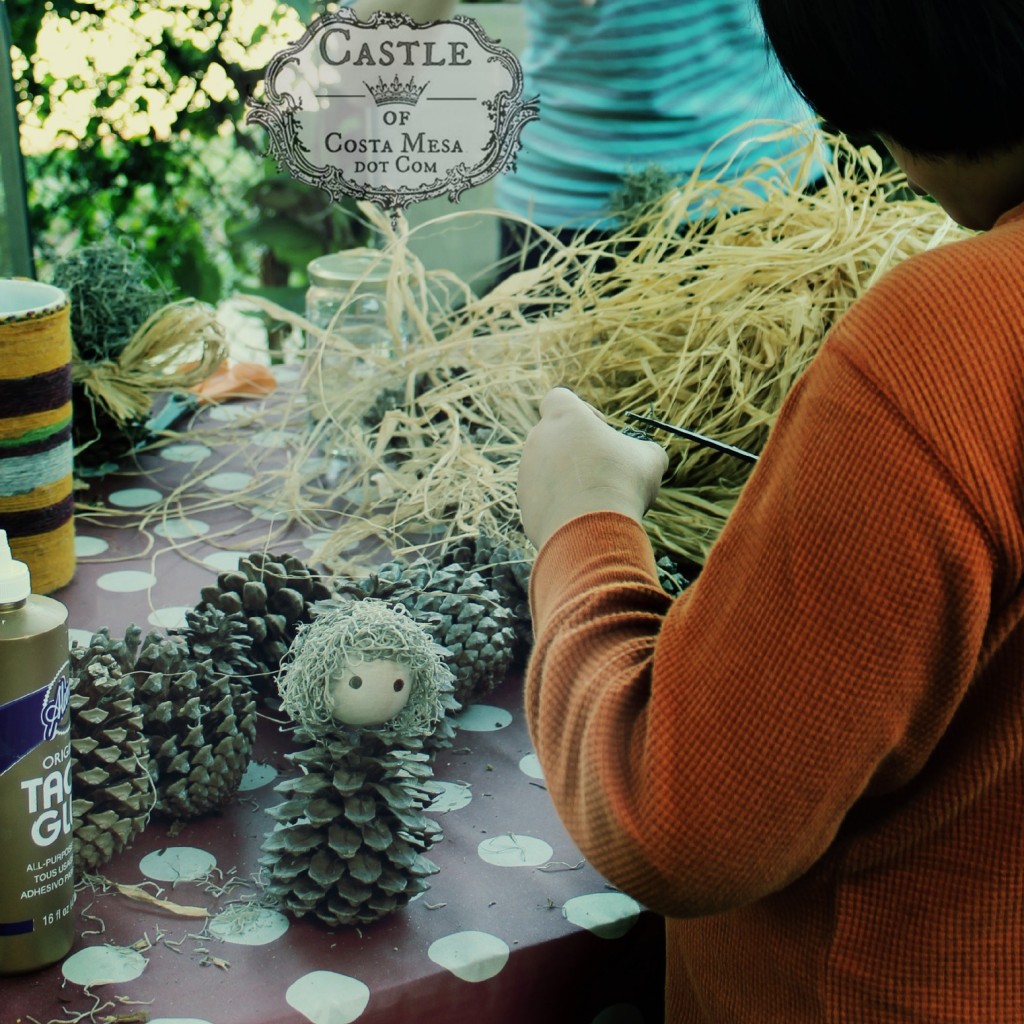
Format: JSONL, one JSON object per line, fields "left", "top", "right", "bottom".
{"left": 524, "top": 354, "right": 994, "bottom": 918}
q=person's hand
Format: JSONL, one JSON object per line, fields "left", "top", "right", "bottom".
{"left": 517, "top": 387, "right": 669, "bottom": 549}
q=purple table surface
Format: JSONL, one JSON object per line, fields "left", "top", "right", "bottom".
{"left": 5, "top": 390, "right": 665, "bottom": 1024}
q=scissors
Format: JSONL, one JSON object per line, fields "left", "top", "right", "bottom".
{"left": 623, "top": 410, "right": 759, "bottom": 464}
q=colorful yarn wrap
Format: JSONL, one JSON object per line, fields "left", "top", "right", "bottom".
{"left": 0, "top": 280, "right": 75, "bottom": 594}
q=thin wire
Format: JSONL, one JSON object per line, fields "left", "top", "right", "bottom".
{"left": 623, "top": 411, "right": 759, "bottom": 463}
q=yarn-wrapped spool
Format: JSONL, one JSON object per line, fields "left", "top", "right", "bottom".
{"left": 0, "top": 280, "right": 75, "bottom": 593}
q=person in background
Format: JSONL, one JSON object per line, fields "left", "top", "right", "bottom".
{"left": 349, "top": 0, "right": 822, "bottom": 280}
{"left": 517, "top": 1, "right": 1024, "bottom": 1022}
{"left": 491, "top": 0, "right": 821, "bottom": 276}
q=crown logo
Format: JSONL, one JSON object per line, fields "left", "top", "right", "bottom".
{"left": 365, "top": 74, "right": 428, "bottom": 107}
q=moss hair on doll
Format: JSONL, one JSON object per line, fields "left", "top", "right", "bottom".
{"left": 276, "top": 599, "right": 452, "bottom": 736}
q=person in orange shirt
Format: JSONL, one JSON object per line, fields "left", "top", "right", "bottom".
{"left": 517, "top": 2, "right": 1024, "bottom": 1022}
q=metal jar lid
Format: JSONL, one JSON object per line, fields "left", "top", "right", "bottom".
{"left": 307, "top": 248, "right": 392, "bottom": 293}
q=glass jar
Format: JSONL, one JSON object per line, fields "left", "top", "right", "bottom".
{"left": 304, "top": 248, "right": 405, "bottom": 425}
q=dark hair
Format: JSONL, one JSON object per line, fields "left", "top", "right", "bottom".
{"left": 756, "top": 0, "right": 1024, "bottom": 157}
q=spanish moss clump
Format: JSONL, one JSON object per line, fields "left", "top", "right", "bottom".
{"left": 50, "top": 240, "right": 173, "bottom": 364}
{"left": 277, "top": 600, "right": 452, "bottom": 738}
{"left": 610, "top": 162, "right": 683, "bottom": 229}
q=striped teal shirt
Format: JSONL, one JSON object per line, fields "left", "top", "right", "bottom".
{"left": 495, "top": 0, "right": 821, "bottom": 229}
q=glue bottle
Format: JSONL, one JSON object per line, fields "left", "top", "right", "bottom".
{"left": 0, "top": 528, "right": 74, "bottom": 973}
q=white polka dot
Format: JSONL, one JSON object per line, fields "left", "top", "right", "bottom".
{"left": 206, "top": 403, "right": 250, "bottom": 422}
{"left": 69, "top": 628, "right": 97, "bottom": 648}
{"left": 301, "top": 531, "right": 334, "bottom": 551}
{"left": 74, "top": 535, "right": 109, "bottom": 557}
{"left": 84, "top": 460, "right": 120, "bottom": 476}
{"left": 160, "top": 442, "right": 212, "bottom": 463}
{"left": 139, "top": 846, "right": 216, "bottom": 882}
{"left": 202, "top": 551, "right": 246, "bottom": 572}
{"left": 108, "top": 487, "right": 163, "bottom": 508}
{"left": 478, "top": 834, "right": 554, "bottom": 868}
{"left": 563, "top": 893, "right": 642, "bottom": 939}
{"left": 154, "top": 517, "right": 211, "bottom": 539}
{"left": 590, "top": 1005, "right": 647, "bottom": 1024}
{"left": 149, "top": 1019, "right": 214, "bottom": 1024}
{"left": 251, "top": 504, "right": 290, "bottom": 522}
{"left": 148, "top": 606, "right": 189, "bottom": 629}
{"left": 427, "top": 781, "right": 472, "bottom": 813}
{"left": 518, "top": 753, "right": 544, "bottom": 780}
{"left": 286, "top": 971, "right": 370, "bottom": 1024}
{"left": 239, "top": 761, "right": 278, "bottom": 791}
{"left": 455, "top": 705, "right": 512, "bottom": 732}
{"left": 209, "top": 905, "right": 289, "bottom": 946}
{"left": 62, "top": 945, "right": 147, "bottom": 986}
{"left": 97, "top": 570, "right": 156, "bottom": 593}
{"left": 150, "top": 1019, "right": 214, "bottom": 1024}
{"left": 252, "top": 428, "right": 295, "bottom": 448}
{"left": 428, "top": 931, "right": 509, "bottom": 983}
{"left": 206, "top": 471, "right": 254, "bottom": 492}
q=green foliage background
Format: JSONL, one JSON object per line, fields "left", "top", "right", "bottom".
{"left": 6, "top": 0, "right": 374, "bottom": 305}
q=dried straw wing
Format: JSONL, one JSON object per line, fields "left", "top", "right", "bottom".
{"left": 73, "top": 299, "right": 227, "bottom": 423}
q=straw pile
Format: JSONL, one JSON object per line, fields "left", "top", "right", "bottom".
{"left": 193, "top": 126, "right": 968, "bottom": 571}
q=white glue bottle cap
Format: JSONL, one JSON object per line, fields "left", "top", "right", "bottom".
{"left": 0, "top": 528, "right": 31, "bottom": 604}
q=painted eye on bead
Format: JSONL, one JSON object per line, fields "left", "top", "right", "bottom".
{"left": 348, "top": 675, "right": 363, "bottom": 689}
{"left": 393, "top": 678, "right": 405, "bottom": 692}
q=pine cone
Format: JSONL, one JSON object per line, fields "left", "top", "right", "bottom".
{"left": 68, "top": 629, "right": 152, "bottom": 873}
{"left": 175, "top": 602, "right": 260, "bottom": 687}
{"left": 133, "top": 629, "right": 256, "bottom": 820}
{"left": 195, "top": 551, "right": 332, "bottom": 701}
{"left": 438, "top": 531, "right": 533, "bottom": 659}
{"left": 261, "top": 726, "right": 442, "bottom": 927}
{"left": 333, "top": 556, "right": 517, "bottom": 709}
{"left": 655, "top": 553, "right": 700, "bottom": 598}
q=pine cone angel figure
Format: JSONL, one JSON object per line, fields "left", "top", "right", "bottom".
{"left": 261, "top": 600, "right": 455, "bottom": 928}
{"left": 333, "top": 555, "right": 517, "bottom": 710}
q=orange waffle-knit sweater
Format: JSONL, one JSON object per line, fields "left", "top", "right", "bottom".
{"left": 525, "top": 203, "right": 1024, "bottom": 1023}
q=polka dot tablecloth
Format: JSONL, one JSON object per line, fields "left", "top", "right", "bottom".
{"left": 4, "top": 389, "right": 665, "bottom": 1024}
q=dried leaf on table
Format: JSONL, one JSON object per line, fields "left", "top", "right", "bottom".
{"left": 113, "top": 883, "right": 209, "bottom": 918}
